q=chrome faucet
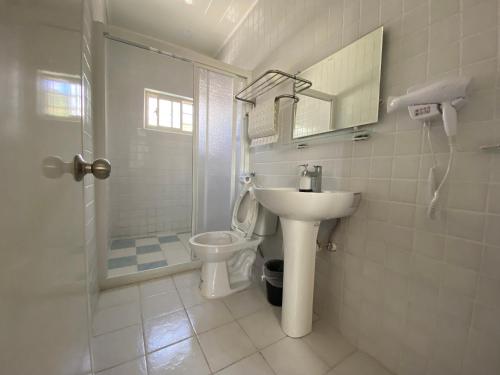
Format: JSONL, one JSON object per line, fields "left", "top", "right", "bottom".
{"left": 298, "top": 164, "right": 322, "bottom": 192}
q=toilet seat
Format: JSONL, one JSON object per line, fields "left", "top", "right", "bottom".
{"left": 191, "top": 185, "right": 259, "bottom": 249}
{"left": 189, "top": 184, "right": 262, "bottom": 298}
{"left": 230, "top": 185, "right": 259, "bottom": 238}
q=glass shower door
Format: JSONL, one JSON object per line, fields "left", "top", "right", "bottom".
{"left": 194, "top": 67, "right": 247, "bottom": 234}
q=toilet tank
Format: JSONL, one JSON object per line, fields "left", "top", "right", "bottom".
{"left": 253, "top": 205, "right": 278, "bottom": 236}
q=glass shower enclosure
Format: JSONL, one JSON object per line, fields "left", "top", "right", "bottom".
{"left": 100, "top": 36, "right": 247, "bottom": 284}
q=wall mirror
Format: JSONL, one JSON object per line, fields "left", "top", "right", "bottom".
{"left": 292, "top": 27, "right": 383, "bottom": 139}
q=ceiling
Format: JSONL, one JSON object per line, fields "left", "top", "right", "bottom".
{"left": 106, "top": 0, "right": 256, "bottom": 57}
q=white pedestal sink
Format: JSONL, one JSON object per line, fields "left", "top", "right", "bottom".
{"left": 253, "top": 187, "right": 360, "bottom": 337}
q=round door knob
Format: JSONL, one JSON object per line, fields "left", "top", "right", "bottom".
{"left": 73, "top": 154, "right": 111, "bottom": 181}
{"left": 92, "top": 158, "right": 111, "bottom": 180}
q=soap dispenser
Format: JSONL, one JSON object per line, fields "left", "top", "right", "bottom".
{"left": 299, "top": 164, "right": 312, "bottom": 192}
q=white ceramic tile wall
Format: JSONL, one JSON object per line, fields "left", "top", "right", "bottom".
{"left": 83, "top": 0, "right": 99, "bottom": 312}
{"left": 219, "top": 1, "right": 500, "bottom": 374}
{"left": 106, "top": 40, "right": 194, "bottom": 238}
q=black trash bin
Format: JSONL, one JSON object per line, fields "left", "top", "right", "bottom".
{"left": 263, "top": 259, "right": 284, "bottom": 306}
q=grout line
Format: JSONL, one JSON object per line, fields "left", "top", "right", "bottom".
{"left": 137, "top": 280, "right": 151, "bottom": 374}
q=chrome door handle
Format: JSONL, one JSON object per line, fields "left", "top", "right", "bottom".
{"left": 73, "top": 154, "right": 111, "bottom": 181}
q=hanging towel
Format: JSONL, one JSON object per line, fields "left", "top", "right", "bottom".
{"left": 248, "top": 95, "right": 279, "bottom": 147}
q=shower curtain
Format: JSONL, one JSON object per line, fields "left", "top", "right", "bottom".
{"left": 193, "top": 67, "right": 247, "bottom": 234}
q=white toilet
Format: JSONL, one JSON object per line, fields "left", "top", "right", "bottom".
{"left": 189, "top": 184, "right": 277, "bottom": 299}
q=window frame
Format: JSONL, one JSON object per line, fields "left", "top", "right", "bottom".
{"left": 144, "top": 89, "right": 193, "bottom": 134}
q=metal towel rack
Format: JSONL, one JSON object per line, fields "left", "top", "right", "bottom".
{"left": 480, "top": 144, "right": 500, "bottom": 152}
{"left": 235, "top": 69, "right": 312, "bottom": 106}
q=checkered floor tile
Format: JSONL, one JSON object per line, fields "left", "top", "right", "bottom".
{"left": 107, "top": 232, "right": 193, "bottom": 278}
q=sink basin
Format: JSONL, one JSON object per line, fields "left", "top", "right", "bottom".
{"left": 253, "top": 187, "right": 360, "bottom": 338}
{"left": 253, "top": 187, "right": 359, "bottom": 221}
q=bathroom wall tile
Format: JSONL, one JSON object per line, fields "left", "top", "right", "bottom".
{"left": 360, "top": 0, "right": 381, "bottom": 35}
{"left": 392, "top": 156, "right": 420, "bottom": 179}
{"left": 460, "top": 89, "right": 496, "bottom": 122}
{"left": 471, "top": 303, "right": 500, "bottom": 337}
{"left": 381, "top": 0, "right": 403, "bottom": 24}
{"left": 411, "top": 253, "right": 443, "bottom": 287}
{"left": 438, "top": 287, "right": 474, "bottom": 324}
{"left": 388, "top": 203, "right": 415, "bottom": 227}
{"left": 462, "top": 329, "right": 500, "bottom": 375}
{"left": 476, "top": 276, "right": 500, "bottom": 309}
{"left": 390, "top": 179, "right": 417, "bottom": 203}
{"left": 430, "top": 0, "right": 459, "bottom": 23}
{"left": 429, "top": 14, "right": 460, "bottom": 50}
{"left": 462, "top": 28, "right": 498, "bottom": 66}
{"left": 462, "top": 0, "right": 497, "bottom": 36}
{"left": 480, "top": 245, "right": 500, "bottom": 280}
{"left": 370, "top": 157, "right": 393, "bottom": 178}
{"left": 394, "top": 130, "right": 422, "bottom": 155}
{"left": 450, "top": 152, "right": 491, "bottom": 182}
{"left": 372, "top": 133, "right": 396, "bottom": 156}
{"left": 366, "top": 179, "right": 391, "bottom": 201}
{"left": 484, "top": 214, "right": 500, "bottom": 246}
{"left": 461, "top": 59, "right": 497, "bottom": 92}
{"left": 446, "top": 209, "right": 485, "bottom": 242}
{"left": 447, "top": 182, "right": 488, "bottom": 212}
{"left": 429, "top": 42, "right": 459, "bottom": 76}
{"left": 402, "top": 3, "right": 428, "bottom": 35}
{"left": 351, "top": 158, "right": 371, "bottom": 178}
{"left": 400, "top": 30, "right": 428, "bottom": 60}
{"left": 487, "top": 184, "right": 500, "bottom": 214}
{"left": 444, "top": 237, "right": 483, "bottom": 271}
{"left": 428, "top": 313, "right": 469, "bottom": 373}
{"left": 441, "top": 264, "right": 477, "bottom": 298}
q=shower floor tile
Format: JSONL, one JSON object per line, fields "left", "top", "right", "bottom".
{"left": 107, "top": 232, "right": 192, "bottom": 278}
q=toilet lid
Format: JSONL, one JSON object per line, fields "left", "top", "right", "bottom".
{"left": 231, "top": 185, "right": 259, "bottom": 238}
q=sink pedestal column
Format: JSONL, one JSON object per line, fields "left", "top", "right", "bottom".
{"left": 280, "top": 218, "right": 320, "bottom": 338}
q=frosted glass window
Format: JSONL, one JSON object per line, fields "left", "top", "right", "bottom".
{"left": 145, "top": 89, "right": 192, "bottom": 133}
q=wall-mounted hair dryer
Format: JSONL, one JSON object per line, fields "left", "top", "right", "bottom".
{"left": 387, "top": 77, "right": 471, "bottom": 219}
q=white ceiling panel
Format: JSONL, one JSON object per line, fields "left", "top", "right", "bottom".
{"left": 107, "top": 0, "right": 256, "bottom": 56}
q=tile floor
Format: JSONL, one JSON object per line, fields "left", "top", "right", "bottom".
{"left": 107, "top": 232, "right": 193, "bottom": 278}
{"left": 92, "top": 270, "right": 394, "bottom": 375}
